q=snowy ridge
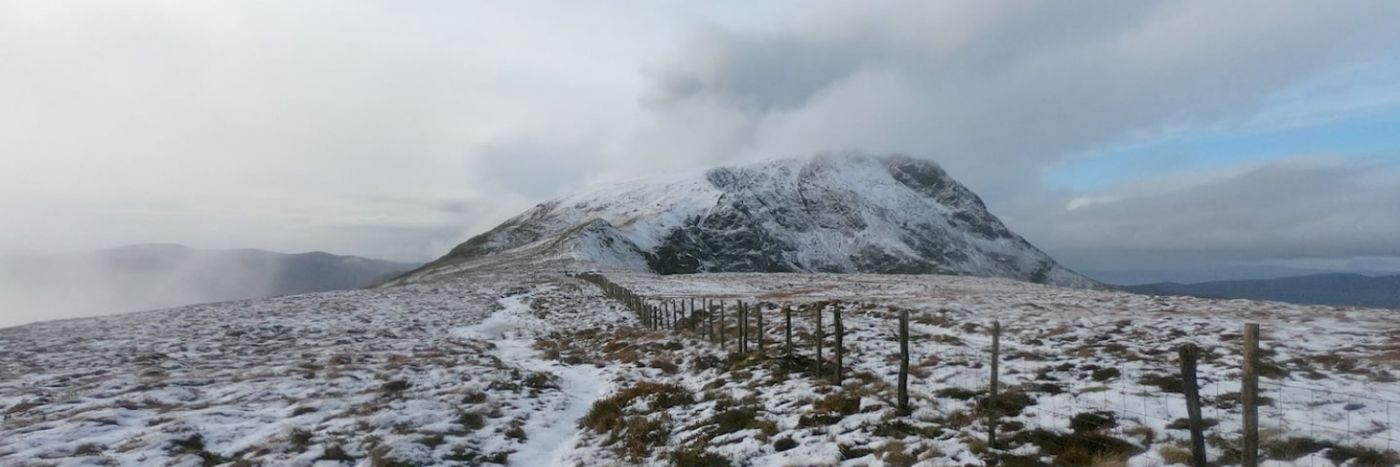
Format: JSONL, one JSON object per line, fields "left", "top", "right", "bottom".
{"left": 401, "top": 154, "right": 1095, "bottom": 288}
{"left": 3, "top": 267, "right": 1396, "bottom": 466}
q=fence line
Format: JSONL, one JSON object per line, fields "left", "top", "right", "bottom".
{"left": 571, "top": 272, "right": 1398, "bottom": 465}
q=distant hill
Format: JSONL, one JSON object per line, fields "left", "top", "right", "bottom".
{"left": 1119, "top": 273, "right": 1400, "bottom": 309}
{"left": 0, "top": 244, "right": 418, "bottom": 327}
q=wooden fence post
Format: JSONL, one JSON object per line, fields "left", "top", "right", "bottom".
{"left": 719, "top": 301, "right": 727, "bottom": 350}
{"left": 1242, "top": 323, "right": 1260, "bottom": 467}
{"left": 699, "top": 299, "right": 706, "bottom": 338}
{"left": 704, "top": 302, "right": 713, "bottom": 341}
{"left": 898, "top": 308, "right": 910, "bottom": 413}
{"left": 1179, "top": 344, "right": 1208, "bottom": 467}
{"left": 739, "top": 301, "right": 748, "bottom": 353}
{"left": 690, "top": 298, "right": 697, "bottom": 333}
{"left": 784, "top": 305, "right": 793, "bottom": 355}
{"left": 711, "top": 302, "right": 719, "bottom": 343}
{"left": 756, "top": 304, "right": 765, "bottom": 354}
{"left": 833, "top": 306, "right": 843, "bottom": 385}
{"left": 815, "top": 304, "right": 824, "bottom": 378}
{"left": 988, "top": 320, "right": 1001, "bottom": 448}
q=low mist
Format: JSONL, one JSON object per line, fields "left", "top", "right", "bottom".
{"left": 0, "top": 244, "right": 415, "bottom": 328}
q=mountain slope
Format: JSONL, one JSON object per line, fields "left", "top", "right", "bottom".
{"left": 1120, "top": 273, "right": 1400, "bottom": 309}
{"left": 0, "top": 244, "right": 418, "bottom": 327}
{"left": 402, "top": 154, "right": 1094, "bottom": 288}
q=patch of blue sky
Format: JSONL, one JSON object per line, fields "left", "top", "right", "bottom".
{"left": 1045, "top": 58, "right": 1400, "bottom": 191}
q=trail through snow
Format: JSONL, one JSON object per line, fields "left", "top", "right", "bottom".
{"left": 453, "top": 293, "right": 606, "bottom": 467}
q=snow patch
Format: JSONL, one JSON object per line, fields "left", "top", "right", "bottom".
{"left": 453, "top": 293, "right": 608, "bottom": 467}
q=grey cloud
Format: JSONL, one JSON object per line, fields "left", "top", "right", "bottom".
{"left": 649, "top": 31, "right": 876, "bottom": 112}
{"left": 1012, "top": 157, "right": 1400, "bottom": 282}
{"left": 639, "top": 1, "right": 1400, "bottom": 199}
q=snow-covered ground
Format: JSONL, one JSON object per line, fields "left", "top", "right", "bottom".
{"left": 0, "top": 268, "right": 632, "bottom": 466}
{"left": 451, "top": 292, "right": 610, "bottom": 466}
{"left": 2, "top": 265, "right": 1396, "bottom": 466}
{"left": 587, "top": 272, "right": 1399, "bottom": 466}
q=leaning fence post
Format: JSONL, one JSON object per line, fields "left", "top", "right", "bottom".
{"left": 898, "top": 308, "right": 910, "bottom": 413}
{"left": 987, "top": 320, "right": 1001, "bottom": 448}
{"left": 1179, "top": 344, "right": 1208, "bottom": 467}
{"left": 833, "top": 306, "right": 843, "bottom": 385}
{"left": 1242, "top": 323, "right": 1260, "bottom": 467}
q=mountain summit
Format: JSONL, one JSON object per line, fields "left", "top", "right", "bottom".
{"left": 402, "top": 154, "right": 1094, "bottom": 287}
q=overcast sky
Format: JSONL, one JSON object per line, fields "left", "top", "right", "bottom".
{"left": 4, "top": 1, "right": 1400, "bottom": 284}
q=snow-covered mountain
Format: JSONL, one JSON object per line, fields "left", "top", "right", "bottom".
{"left": 401, "top": 154, "right": 1094, "bottom": 287}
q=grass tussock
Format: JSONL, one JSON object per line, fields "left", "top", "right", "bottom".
{"left": 579, "top": 381, "right": 694, "bottom": 461}
{"left": 1010, "top": 429, "right": 1140, "bottom": 467}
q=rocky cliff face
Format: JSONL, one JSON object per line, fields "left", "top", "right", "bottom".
{"left": 402, "top": 154, "right": 1095, "bottom": 288}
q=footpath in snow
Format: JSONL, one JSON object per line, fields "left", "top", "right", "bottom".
{"left": 452, "top": 293, "right": 607, "bottom": 467}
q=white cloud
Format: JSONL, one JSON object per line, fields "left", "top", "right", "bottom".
{"left": 1, "top": 0, "right": 1398, "bottom": 279}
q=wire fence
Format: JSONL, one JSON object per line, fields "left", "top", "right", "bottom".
{"left": 573, "top": 273, "right": 1399, "bottom": 466}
